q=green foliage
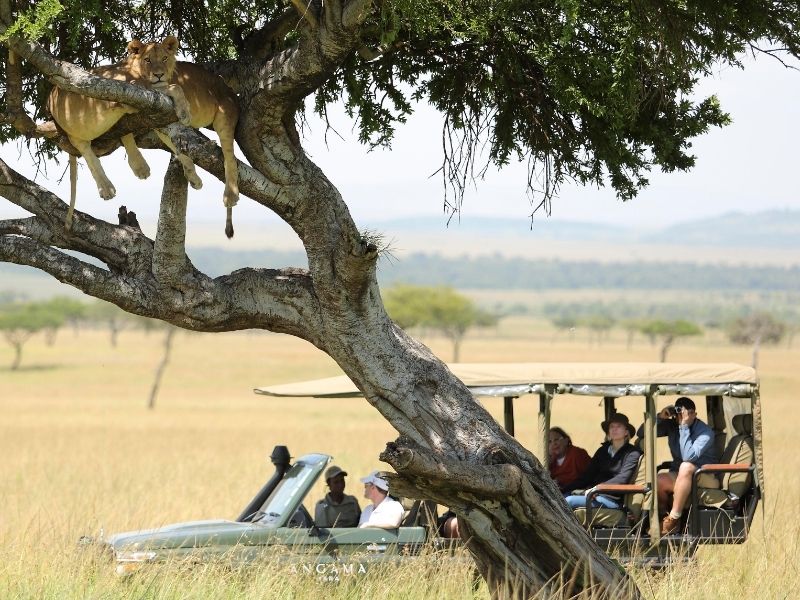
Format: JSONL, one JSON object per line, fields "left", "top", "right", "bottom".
{"left": 637, "top": 319, "right": 702, "bottom": 339}
{"left": 384, "top": 284, "right": 497, "bottom": 359}
{"left": 0, "top": 300, "right": 66, "bottom": 333}
{"left": 3, "top": 0, "right": 799, "bottom": 204}
{"left": 0, "top": 0, "right": 64, "bottom": 42}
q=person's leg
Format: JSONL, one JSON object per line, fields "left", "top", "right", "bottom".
{"left": 669, "top": 461, "right": 697, "bottom": 517}
{"left": 565, "top": 495, "right": 588, "bottom": 509}
{"left": 657, "top": 472, "right": 677, "bottom": 514}
{"left": 592, "top": 495, "right": 621, "bottom": 510}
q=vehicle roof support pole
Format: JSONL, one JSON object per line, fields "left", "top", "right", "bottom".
{"left": 538, "top": 386, "right": 554, "bottom": 467}
{"left": 503, "top": 396, "right": 515, "bottom": 437}
{"left": 603, "top": 397, "right": 616, "bottom": 422}
{"left": 751, "top": 385, "right": 765, "bottom": 496}
{"left": 645, "top": 386, "right": 660, "bottom": 542}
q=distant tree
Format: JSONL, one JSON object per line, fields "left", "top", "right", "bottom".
{"left": 148, "top": 325, "right": 178, "bottom": 410}
{"left": 86, "top": 301, "right": 131, "bottom": 347}
{"left": 621, "top": 319, "right": 643, "bottom": 351}
{"left": 581, "top": 314, "right": 616, "bottom": 346}
{"left": 726, "top": 313, "right": 786, "bottom": 369}
{"left": 550, "top": 315, "right": 578, "bottom": 342}
{"left": 39, "top": 297, "right": 87, "bottom": 343}
{"left": 0, "top": 302, "right": 65, "bottom": 369}
{"left": 384, "top": 285, "right": 497, "bottom": 362}
{"left": 638, "top": 319, "right": 702, "bottom": 362}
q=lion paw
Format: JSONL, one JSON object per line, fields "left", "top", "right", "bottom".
{"left": 130, "top": 161, "right": 151, "bottom": 180}
{"left": 176, "top": 104, "right": 192, "bottom": 126}
{"left": 98, "top": 182, "right": 116, "bottom": 200}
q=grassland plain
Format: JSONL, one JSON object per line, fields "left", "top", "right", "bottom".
{"left": 0, "top": 317, "right": 798, "bottom": 599}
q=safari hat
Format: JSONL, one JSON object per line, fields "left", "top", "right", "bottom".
{"left": 324, "top": 465, "right": 347, "bottom": 481}
{"left": 360, "top": 470, "right": 389, "bottom": 492}
{"left": 601, "top": 413, "right": 636, "bottom": 439}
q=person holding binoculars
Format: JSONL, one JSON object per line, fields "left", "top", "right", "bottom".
{"left": 638, "top": 396, "right": 719, "bottom": 535}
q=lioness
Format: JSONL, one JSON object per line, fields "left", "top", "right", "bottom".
{"left": 49, "top": 36, "right": 240, "bottom": 237}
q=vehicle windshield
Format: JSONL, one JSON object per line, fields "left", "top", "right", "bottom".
{"left": 256, "top": 460, "right": 320, "bottom": 526}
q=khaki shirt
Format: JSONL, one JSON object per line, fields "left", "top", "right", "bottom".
{"left": 314, "top": 493, "right": 361, "bottom": 528}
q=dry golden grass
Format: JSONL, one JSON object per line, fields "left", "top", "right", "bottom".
{"left": 0, "top": 317, "right": 798, "bottom": 598}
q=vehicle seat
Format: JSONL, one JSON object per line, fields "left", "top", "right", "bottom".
{"left": 696, "top": 414, "right": 753, "bottom": 508}
{"left": 573, "top": 451, "right": 649, "bottom": 529}
{"left": 399, "top": 498, "right": 438, "bottom": 530}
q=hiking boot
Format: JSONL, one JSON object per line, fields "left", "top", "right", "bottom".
{"left": 661, "top": 514, "right": 681, "bottom": 535}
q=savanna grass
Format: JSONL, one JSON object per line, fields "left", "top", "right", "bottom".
{"left": 1, "top": 318, "right": 798, "bottom": 598}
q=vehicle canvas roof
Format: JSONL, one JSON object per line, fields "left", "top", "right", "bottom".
{"left": 254, "top": 362, "right": 757, "bottom": 398}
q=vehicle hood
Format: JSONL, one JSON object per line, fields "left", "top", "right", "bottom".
{"left": 106, "top": 519, "right": 270, "bottom": 551}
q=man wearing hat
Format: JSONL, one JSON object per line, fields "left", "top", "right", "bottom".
{"left": 563, "top": 413, "right": 642, "bottom": 510}
{"left": 314, "top": 466, "right": 361, "bottom": 528}
{"left": 358, "top": 470, "right": 405, "bottom": 529}
{"left": 647, "top": 396, "right": 719, "bottom": 535}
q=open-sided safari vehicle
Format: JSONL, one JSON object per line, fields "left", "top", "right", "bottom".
{"left": 101, "top": 362, "right": 760, "bottom": 572}
{"left": 257, "top": 362, "right": 763, "bottom": 566}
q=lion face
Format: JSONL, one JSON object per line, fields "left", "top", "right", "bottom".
{"left": 126, "top": 36, "right": 179, "bottom": 89}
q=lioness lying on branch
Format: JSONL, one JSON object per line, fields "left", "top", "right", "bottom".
{"left": 48, "top": 35, "right": 240, "bottom": 238}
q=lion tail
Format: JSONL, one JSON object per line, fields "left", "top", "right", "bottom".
{"left": 225, "top": 205, "right": 234, "bottom": 239}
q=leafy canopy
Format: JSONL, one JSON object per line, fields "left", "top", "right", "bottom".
{"left": 2, "top": 0, "right": 799, "bottom": 206}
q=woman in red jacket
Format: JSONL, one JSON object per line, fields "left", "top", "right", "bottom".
{"left": 548, "top": 426, "right": 591, "bottom": 492}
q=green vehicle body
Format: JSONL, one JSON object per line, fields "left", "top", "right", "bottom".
{"left": 102, "top": 450, "right": 435, "bottom": 577}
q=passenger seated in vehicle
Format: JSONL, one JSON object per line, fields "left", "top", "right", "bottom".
{"left": 637, "top": 396, "right": 720, "bottom": 535}
{"left": 436, "top": 509, "right": 461, "bottom": 539}
{"left": 358, "top": 470, "right": 404, "bottom": 529}
{"left": 314, "top": 465, "right": 361, "bottom": 527}
{"left": 563, "top": 413, "right": 642, "bottom": 510}
{"left": 548, "top": 426, "right": 592, "bottom": 492}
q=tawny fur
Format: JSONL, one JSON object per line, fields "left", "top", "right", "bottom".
{"left": 48, "top": 36, "right": 240, "bottom": 238}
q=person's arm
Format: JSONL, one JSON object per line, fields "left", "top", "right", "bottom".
{"left": 314, "top": 501, "right": 328, "bottom": 527}
{"left": 602, "top": 448, "right": 641, "bottom": 486}
{"left": 678, "top": 424, "right": 713, "bottom": 463}
{"left": 359, "top": 499, "right": 404, "bottom": 528}
{"left": 568, "top": 447, "right": 603, "bottom": 491}
{"left": 638, "top": 412, "right": 673, "bottom": 439}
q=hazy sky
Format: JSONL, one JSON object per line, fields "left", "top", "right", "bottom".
{"left": 1, "top": 52, "right": 798, "bottom": 231}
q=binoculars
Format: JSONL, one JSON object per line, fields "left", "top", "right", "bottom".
{"left": 665, "top": 405, "right": 684, "bottom": 417}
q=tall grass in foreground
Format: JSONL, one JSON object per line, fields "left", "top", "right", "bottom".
{"left": 1, "top": 324, "right": 799, "bottom": 598}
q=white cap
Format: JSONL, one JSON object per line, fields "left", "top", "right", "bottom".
{"left": 360, "top": 470, "right": 389, "bottom": 492}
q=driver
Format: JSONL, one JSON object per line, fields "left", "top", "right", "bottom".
{"left": 314, "top": 466, "right": 361, "bottom": 528}
{"left": 358, "top": 470, "right": 404, "bottom": 529}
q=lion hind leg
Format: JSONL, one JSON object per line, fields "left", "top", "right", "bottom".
{"left": 121, "top": 134, "right": 150, "bottom": 179}
{"left": 154, "top": 129, "right": 203, "bottom": 189}
{"left": 69, "top": 136, "right": 116, "bottom": 201}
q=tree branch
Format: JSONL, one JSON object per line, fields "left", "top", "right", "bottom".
{"left": 152, "top": 157, "right": 192, "bottom": 286}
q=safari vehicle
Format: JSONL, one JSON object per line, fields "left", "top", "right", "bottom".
{"left": 102, "top": 446, "right": 440, "bottom": 577}
{"left": 256, "top": 362, "right": 762, "bottom": 565}
{"left": 102, "top": 362, "right": 760, "bottom": 571}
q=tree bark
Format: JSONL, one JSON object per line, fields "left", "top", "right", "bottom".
{"left": 0, "top": 4, "right": 639, "bottom": 597}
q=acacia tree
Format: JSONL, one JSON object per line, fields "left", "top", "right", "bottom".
{"left": 0, "top": 301, "right": 64, "bottom": 369}
{"left": 384, "top": 284, "right": 496, "bottom": 361}
{"left": 726, "top": 312, "right": 786, "bottom": 369}
{"left": 638, "top": 319, "right": 703, "bottom": 363}
{"left": 1, "top": 1, "right": 799, "bottom": 596}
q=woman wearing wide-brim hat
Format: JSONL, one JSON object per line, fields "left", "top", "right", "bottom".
{"left": 563, "top": 413, "right": 642, "bottom": 510}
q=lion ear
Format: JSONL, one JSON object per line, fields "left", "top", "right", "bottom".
{"left": 127, "top": 39, "right": 144, "bottom": 56}
{"left": 163, "top": 36, "right": 179, "bottom": 55}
